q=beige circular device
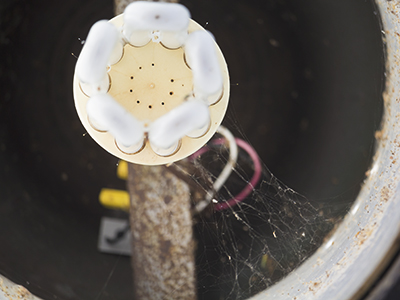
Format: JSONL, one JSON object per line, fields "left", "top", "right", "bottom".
{"left": 73, "top": 14, "right": 230, "bottom": 166}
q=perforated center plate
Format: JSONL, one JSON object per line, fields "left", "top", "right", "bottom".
{"left": 108, "top": 44, "right": 193, "bottom": 123}
{"left": 73, "top": 14, "right": 230, "bottom": 165}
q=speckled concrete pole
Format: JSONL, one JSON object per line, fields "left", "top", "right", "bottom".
{"left": 127, "top": 164, "right": 197, "bottom": 300}
{"left": 114, "top": 2, "right": 196, "bottom": 298}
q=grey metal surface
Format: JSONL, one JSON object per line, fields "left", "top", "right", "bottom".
{"left": 98, "top": 217, "right": 131, "bottom": 256}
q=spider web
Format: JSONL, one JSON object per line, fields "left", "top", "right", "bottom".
{"left": 173, "top": 125, "right": 353, "bottom": 300}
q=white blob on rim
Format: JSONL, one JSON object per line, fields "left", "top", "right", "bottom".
{"left": 86, "top": 94, "right": 144, "bottom": 152}
{"left": 184, "top": 30, "right": 223, "bottom": 104}
{"left": 76, "top": 21, "right": 121, "bottom": 85}
{"left": 123, "top": 1, "right": 190, "bottom": 48}
{"left": 149, "top": 99, "right": 210, "bottom": 150}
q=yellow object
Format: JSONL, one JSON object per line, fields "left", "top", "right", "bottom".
{"left": 260, "top": 254, "right": 268, "bottom": 270}
{"left": 99, "top": 188, "right": 130, "bottom": 210}
{"left": 117, "top": 160, "right": 128, "bottom": 180}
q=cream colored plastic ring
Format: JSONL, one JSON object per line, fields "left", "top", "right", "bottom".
{"left": 73, "top": 14, "right": 229, "bottom": 166}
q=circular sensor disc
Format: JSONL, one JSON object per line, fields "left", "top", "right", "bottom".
{"left": 73, "top": 14, "right": 230, "bottom": 165}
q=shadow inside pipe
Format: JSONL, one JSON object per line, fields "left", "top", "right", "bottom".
{"left": 0, "top": 0, "right": 383, "bottom": 299}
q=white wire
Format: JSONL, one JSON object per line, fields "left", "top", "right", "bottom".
{"left": 194, "top": 125, "right": 238, "bottom": 213}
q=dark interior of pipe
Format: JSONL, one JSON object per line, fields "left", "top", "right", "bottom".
{"left": 0, "top": 0, "right": 383, "bottom": 299}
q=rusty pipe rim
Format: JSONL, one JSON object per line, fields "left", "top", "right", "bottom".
{"left": 249, "top": 1, "right": 400, "bottom": 299}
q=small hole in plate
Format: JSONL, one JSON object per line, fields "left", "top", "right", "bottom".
{"left": 149, "top": 105, "right": 152, "bottom": 109}
{"left": 169, "top": 91, "right": 173, "bottom": 95}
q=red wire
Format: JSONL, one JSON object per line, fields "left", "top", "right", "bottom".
{"left": 190, "top": 137, "right": 262, "bottom": 211}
